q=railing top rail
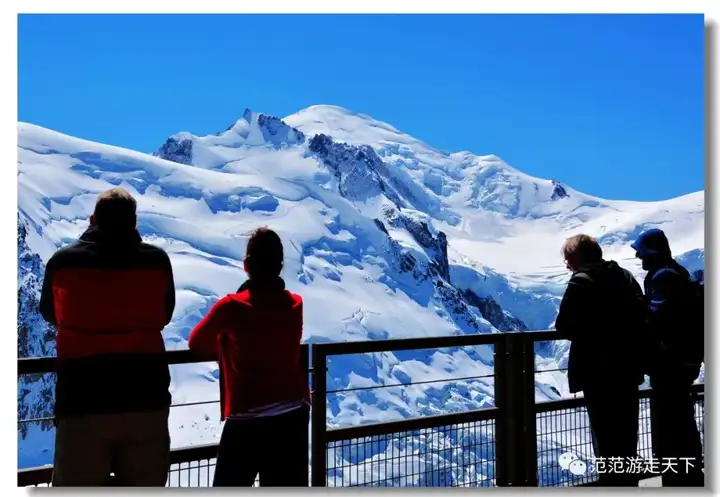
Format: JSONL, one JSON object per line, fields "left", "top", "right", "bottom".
{"left": 312, "top": 330, "right": 559, "bottom": 357}
{"left": 18, "top": 332, "right": 564, "bottom": 373}
{"left": 19, "top": 331, "right": 563, "bottom": 376}
{"left": 18, "top": 344, "right": 310, "bottom": 376}
{"left": 517, "top": 330, "right": 558, "bottom": 342}
{"left": 18, "top": 349, "right": 213, "bottom": 375}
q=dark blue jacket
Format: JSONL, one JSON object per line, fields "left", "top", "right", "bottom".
{"left": 632, "top": 228, "right": 701, "bottom": 376}
{"left": 643, "top": 262, "right": 699, "bottom": 369}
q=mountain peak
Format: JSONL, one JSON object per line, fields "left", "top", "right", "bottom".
{"left": 155, "top": 109, "right": 306, "bottom": 167}
{"left": 293, "top": 104, "right": 359, "bottom": 117}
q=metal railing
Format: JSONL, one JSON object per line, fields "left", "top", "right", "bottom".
{"left": 309, "top": 331, "right": 705, "bottom": 487}
{"left": 18, "top": 443, "right": 222, "bottom": 487}
{"left": 17, "top": 346, "right": 310, "bottom": 487}
{"left": 18, "top": 332, "right": 705, "bottom": 487}
{"left": 534, "top": 387, "right": 704, "bottom": 487}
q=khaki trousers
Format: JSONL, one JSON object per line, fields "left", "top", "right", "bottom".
{"left": 51, "top": 408, "right": 170, "bottom": 487}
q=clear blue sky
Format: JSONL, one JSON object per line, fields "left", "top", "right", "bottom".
{"left": 18, "top": 14, "right": 704, "bottom": 201}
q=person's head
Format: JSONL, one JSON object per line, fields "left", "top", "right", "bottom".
{"left": 631, "top": 228, "right": 672, "bottom": 271}
{"left": 562, "top": 234, "right": 603, "bottom": 272}
{"left": 89, "top": 188, "right": 137, "bottom": 234}
{"left": 244, "top": 227, "right": 284, "bottom": 281}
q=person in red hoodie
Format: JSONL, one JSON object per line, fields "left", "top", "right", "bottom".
{"left": 188, "top": 227, "right": 309, "bottom": 487}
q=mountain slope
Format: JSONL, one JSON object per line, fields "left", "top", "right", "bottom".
{"left": 17, "top": 106, "right": 704, "bottom": 483}
{"left": 17, "top": 215, "right": 56, "bottom": 467}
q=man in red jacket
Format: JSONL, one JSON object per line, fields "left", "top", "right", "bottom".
{"left": 40, "top": 188, "right": 175, "bottom": 486}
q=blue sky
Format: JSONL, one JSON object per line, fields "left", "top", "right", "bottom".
{"left": 18, "top": 14, "right": 704, "bottom": 201}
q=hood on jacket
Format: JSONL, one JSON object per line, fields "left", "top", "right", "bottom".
{"left": 631, "top": 228, "right": 671, "bottom": 259}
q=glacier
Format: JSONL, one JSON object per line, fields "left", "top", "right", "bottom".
{"left": 17, "top": 105, "right": 704, "bottom": 485}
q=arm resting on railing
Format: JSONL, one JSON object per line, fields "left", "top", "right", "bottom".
{"left": 187, "top": 296, "right": 233, "bottom": 360}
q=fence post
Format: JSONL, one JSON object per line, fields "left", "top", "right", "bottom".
{"left": 494, "top": 336, "right": 509, "bottom": 486}
{"left": 520, "top": 337, "right": 539, "bottom": 486}
{"left": 300, "top": 345, "right": 310, "bottom": 487}
{"left": 494, "top": 333, "right": 537, "bottom": 487}
{"left": 310, "top": 344, "right": 327, "bottom": 487}
{"left": 648, "top": 390, "right": 662, "bottom": 484}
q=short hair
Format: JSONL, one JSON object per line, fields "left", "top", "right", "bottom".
{"left": 245, "top": 227, "right": 284, "bottom": 280}
{"left": 93, "top": 188, "right": 137, "bottom": 233}
{"left": 562, "top": 234, "right": 603, "bottom": 265}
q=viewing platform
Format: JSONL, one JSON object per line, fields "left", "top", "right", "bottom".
{"left": 17, "top": 330, "right": 704, "bottom": 487}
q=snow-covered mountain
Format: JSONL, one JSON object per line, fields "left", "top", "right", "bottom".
{"left": 17, "top": 105, "right": 704, "bottom": 484}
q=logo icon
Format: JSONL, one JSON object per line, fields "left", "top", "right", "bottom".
{"left": 558, "top": 452, "right": 588, "bottom": 475}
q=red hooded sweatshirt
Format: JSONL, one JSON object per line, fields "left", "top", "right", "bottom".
{"left": 188, "top": 278, "right": 309, "bottom": 420}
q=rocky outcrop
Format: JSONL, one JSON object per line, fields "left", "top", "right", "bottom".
{"left": 309, "top": 134, "right": 402, "bottom": 204}
{"left": 551, "top": 180, "right": 569, "bottom": 200}
{"left": 461, "top": 288, "right": 528, "bottom": 332}
{"left": 154, "top": 137, "right": 193, "bottom": 164}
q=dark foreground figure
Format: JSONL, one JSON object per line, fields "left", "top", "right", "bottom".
{"left": 40, "top": 188, "right": 176, "bottom": 486}
{"left": 189, "top": 227, "right": 310, "bottom": 487}
{"left": 555, "top": 234, "right": 646, "bottom": 486}
{"left": 633, "top": 229, "right": 704, "bottom": 487}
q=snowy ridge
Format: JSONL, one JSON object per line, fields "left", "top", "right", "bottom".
{"left": 17, "top": 105, "right": 704, "bottom": 485}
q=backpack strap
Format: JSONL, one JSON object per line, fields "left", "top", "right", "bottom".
{"left": 571, "top": 272, "right": 593, "bottom": 284}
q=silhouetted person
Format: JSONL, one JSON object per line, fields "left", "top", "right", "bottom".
{"left": 555, "top": 234, "right": 646, "bottom": 486}
{"left": 632, "top": 229, "right": 704, "bottom": 487}
{"left": 188, "top": 228, "right": 309, "bottom": 487}
{"left": 40, "top": 188, "right": 175, "bottom": 486}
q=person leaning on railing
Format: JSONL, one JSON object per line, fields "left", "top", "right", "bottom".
{"left": 188, "top": 227, "right": 310, "bottom": 487}
{"left": 39, "top": 188, "right": 176, "bottom": 487}
{"left": 554, "top": 234, "right": 646, "bottom": 487}
{"left": 631, "top": 229, "right": 704, "bottom": 487}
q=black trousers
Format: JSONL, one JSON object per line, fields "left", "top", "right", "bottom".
{"left": 213, "top": 405, "right": 310, "bottom": 487}
{"left": 584, "top": 383, "right": 639, "bottom": 487}
{"left": 650, "top": 371, "right": 704, "bottom": 487}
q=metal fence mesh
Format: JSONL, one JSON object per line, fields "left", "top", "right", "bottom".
{"left": 166, "top": 458, "right": 262, "bottom": 487}
{"left": 325, "top": 418, "right": 496, "bottom": 487}
{"left": 536, "top": 405, "right": 595, "bottom": 487}
{"left": 536, "top": 395, "right": 704, "bottom": 487}
{"left": 167, "top": 459, "right": 216, "bottom": 487}
{"left": 695, "top": 393, "right": 705, "bottom": 459}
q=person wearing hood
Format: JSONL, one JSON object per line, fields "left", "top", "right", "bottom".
{"left": 188, "top": 227, "right": 309, "bottom": 487}
{"left": 39, "top": 188, "right": 176, "bottom": 486}
{"left": 555, "top": 234, "right": 646, "bottom": 486}
{"left": 631, "top": 228, "right": 704, "bottom": 487}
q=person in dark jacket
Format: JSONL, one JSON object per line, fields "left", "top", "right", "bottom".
{"left": 631, "top": 228, "right": 704, "bottom": 487}
{"left": 39, "top": 188, "right": 175, "bottom": 486}
{"left": 188, "top": 227, "right": 309, "bottom": 487}
{"left": 555, "top": 234, "right": 646, "bottom": 486}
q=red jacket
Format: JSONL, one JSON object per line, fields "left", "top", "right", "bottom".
{"left": 188, "top": 278, "right": 309, "bottom": 420}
